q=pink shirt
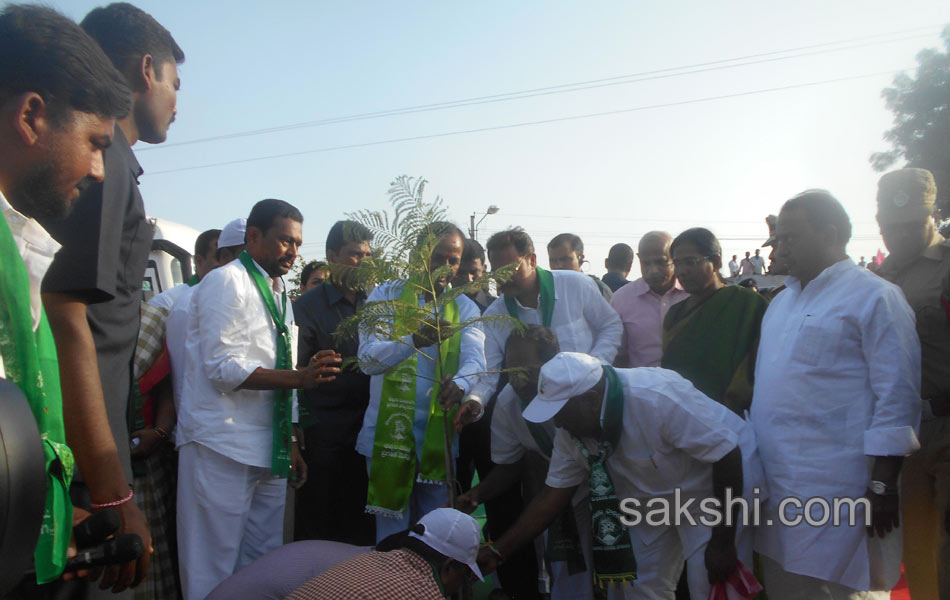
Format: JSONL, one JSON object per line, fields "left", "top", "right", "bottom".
{"left": 609, "top": 277, "right": 689, "bottom": 367}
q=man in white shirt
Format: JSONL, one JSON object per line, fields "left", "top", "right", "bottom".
{"left": 610, "top": 231, "right": 689, "bottom": 368}
{"left": 476, "top": 351, "right": 763, "bottom": 600}
{"left": 738, "top": 251, "right": 754, "bottom": 275}
{"left": 176, "top": 199, "right": 342, "bottom": 600}
{"left": 356, "top": 222, "right": 487, "bottom": 542}
{"left": 148, "top": 227, "right": 220, "bottom": 311}
{"left": 458, "top": 326, "right": 598, "bottom": 599}
{"left": 750, "top": 249, "right": 766, "bottom": 275}
{"left": 751, "top": 189, "right": 922, "bottom": 599}
{"left": 728, "top": 255, "right": 740, "bottom": 278}
{"left": 0, "top": 5, "right": 132, "bottom": 589}
{"left": 473, "top": 227, "right": 622, "bottom": 402}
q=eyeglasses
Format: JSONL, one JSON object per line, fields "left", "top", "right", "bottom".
{"left": 672, "top": 256, "right": 714, "bottom": 269}
{"left": 639, "top": 258, "right": 673, "bottom": 269}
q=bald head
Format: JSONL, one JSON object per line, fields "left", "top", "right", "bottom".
{"left": 638, "top": 231, "right": 673, "bottom": 255}
{"left": 637, "top": 231, "right": 676, "bottom": 295}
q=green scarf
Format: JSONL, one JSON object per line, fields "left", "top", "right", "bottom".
{"left": 0, "top": 213, "right": 74, "bottom": 583}
{"left": 238, "top": 251, "right": 293, "bottom": 477}
{"left": 366, "top": 280, "right": 461, "bottom": 518}
{"left": 574, "top": 365, "right": 637, "bottom": 588}
{"left": 186, "top": 274, "right": 200, "bottom": 287}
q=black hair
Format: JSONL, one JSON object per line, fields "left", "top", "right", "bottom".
{"left": 461, "top": 238, "right": 487, "bottom": 265}
{"left": 670, "top": 227, "right": 723, "bottom": 269}
{"left": 300, "top": 261, "right": 328, "bottom": 285}
{"left": 246, "top": 199, "right": 303, "bottom": 235}
{"left": 194, "top": 228, "right": 221, "bottom": 258}
{"left": 780, "top": 189, "right": 852, "bottom": 245}
{"left": 606, "top": 243, "right": 634, "bottom": 270}
{"left": 81, "top": 3, "right": 184, "bottom": 85}
{"left": 325, "top": 220, "right": 373, "bottom": 255}
{"left": 486, "top": 227, "right": 535, "bottom": 258}
{"left": 414, "top": 221, "right": 465, "bottom": 249}
{"left": 0, "top": 5, "right": 131, "bottom": 124}
{"left": 548, "top": 233, "right": 583, "bottom": 255}
{"left": 375, "top": 524, "right": 455, "bottom": 569}
{"left": 505, "top": 325, "right": 560, "bottom": 364}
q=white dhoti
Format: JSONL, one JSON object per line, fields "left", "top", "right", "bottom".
{"left": 761, "top": 555, "right": 890, "bottom": 600}
{"left": 177, "top": 442, "right": 287, "bottom": 600}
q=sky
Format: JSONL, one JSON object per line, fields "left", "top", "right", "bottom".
{"left": 30, "top": 0, "right": 950, "bottom": 278}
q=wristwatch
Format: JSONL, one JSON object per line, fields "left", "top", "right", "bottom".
{"left": 869, "top": 480, "right": 898, "bottom": 496}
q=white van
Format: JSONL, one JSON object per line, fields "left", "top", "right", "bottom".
{"left": 143, "top": 217, "right": 200, "bottom": 302}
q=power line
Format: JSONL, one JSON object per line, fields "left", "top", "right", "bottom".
{"left": 147, "top": 68, "right": 906, "bottom": 176}
{"left": 138, "top": 25, "right": 937, "bottom": 152}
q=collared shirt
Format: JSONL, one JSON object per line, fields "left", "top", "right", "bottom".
{"left": 610, "top": 277, "right": 689, "bottom": 367}
{"left": 739, "top": 258, "right": 754, "bottom": 275}
{"left": 877, "top": 233, "right": 950, "bottom": 408}
{"left": 467, "top": 288, "right": 497, "bottom": 314}
{"left": 545, "top": 366, "right": 762, "bottom": 557}
{"left": 750, "top": 258, "right": 921, "bottom": 590}
{"left": 728, "top": 260, "right": 740, "bottom": 277}
{"left": 294, "top": 282, "right": 369, "bottom": 445}
{"left": 176, "top": 257, "right": 298, "bottom": 468}
{"left": 285, "top": 549, "right": 444, "bottom": 600}
{"left": 165, "top": 284, "right": 197, "bottom": 417}
{"left": 601, "top": 271, "right": 629, "bottom": 292}
{"left": 751, "top": 255, "right": 766, "bottom": 275}
{"left": 0, "top": 190, "right": 61, "bottom": 377}
{"left": 472, "top": 269, "right": 622, "bottom": 401}
{"left": 40, "top": 126, "right": 152, "bottom": 483}
{"left": 355, "top": 281, "right": 486, "bottom": 459}
{"left": 148, "top": 282, "right": 190, "bottom": 312}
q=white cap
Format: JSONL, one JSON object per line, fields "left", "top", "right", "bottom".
{"left": 408, "top": 508, "right": 484, "bottom": 581}
{"left": 521, "top": 352, "right": 603, "bottom": 423}
{"left": 218, "top": 218, "right": 246, "bottom": 248}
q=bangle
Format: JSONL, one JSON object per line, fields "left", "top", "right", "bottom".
{"left": 90, "top": 488, "right": 134, "bottom": 509}
{"left": 482, "top": 541, "right": 505, "bottom": 563}
{"left": 154, "top": 426, "right": 169, "bottom": 440}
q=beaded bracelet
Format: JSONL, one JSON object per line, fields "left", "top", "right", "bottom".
{"left": 90, "top": 488, "right": 134, "bottom": 509}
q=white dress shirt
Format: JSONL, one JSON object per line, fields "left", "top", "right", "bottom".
{"left": 165, "top": 284, "right": 196, "bottom": 417}
{"left": 176, "top": 257, "right": 298, "bottom": 468}
{"left": 545, "top": 366, "right": 763, "bottom": 558}
{"left": 0, "top": 190, "right": 60, "bottom": 377}
{"left": 751, "top": 258, "right": 921, "bottom": 590}
{"left": 148, "top": 282, "right": 190, "bottom": 312}
{"left": 355, "top": 281, "right": 486, "bottom": 460}
{"left": 472, "top": 269, "right": 622, "bottom": 401}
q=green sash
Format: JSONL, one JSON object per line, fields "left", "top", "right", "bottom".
{"left": 574, "top": 365, "right": 637, "bottom": 588}
{"left": 366, "top": 280, "right": 461, "bottom": 518}
{"left": 186, "top": 274, "right": 199, "bottom": 287}
{"left": 0, "top": 213, "right": 74, "bottom": 583}
{"left": 238, "top": 251, "right": 293, "bottom": 477}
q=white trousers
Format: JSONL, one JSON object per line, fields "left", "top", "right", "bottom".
{"left": 761, "top": 555, "right": 890, "bottom": 600}
{"left": 177, "top": 442, "right": 287, "bottom": 600}
{"left": 617, "top": 523, "right": 753, "bottom": 600}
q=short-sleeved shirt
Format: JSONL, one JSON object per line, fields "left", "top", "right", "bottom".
{"left": 293, "top": 282, "right": 369, "bottom": 445}
{"left": 40, "top": 126, "right": 152, "bottom": 483}
{"left": 877, "top": 233, "right": 950, "bottom": 407}
{"left": 545, "top": 366, "right": 762, "bottom": 556}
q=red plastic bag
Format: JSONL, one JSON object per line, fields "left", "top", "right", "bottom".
{"left": 707, "top": 560, "right": 763, "bottom": 600}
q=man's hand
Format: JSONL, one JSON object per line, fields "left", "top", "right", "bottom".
{"left": 476, "top": 547, "right": 501, "bottom": 575}
{"left": 437, "top": 375, "right": 464, "bottom": 412}
{"left": 298, "top": 349, "right": 342, "bottom": 389}
{"left": 456, "top": 489, "right": 479, "bottom": 514}
{"left": 61, "top": 507, "right": 93, "bottom": 581}
{"left": 867, "top": 489, "right": 900, "bottom": 538}
{"left": 96, "top": 501, "right": 151, "bottom": 592}
{"left": 454, "top": 399, "right": 482, "bottom": 432}
{"left": 129, "top": 428, "right": 164, "bottom": 458}
{"left": 704, "top": 535, "right": 738, "bottom": 584}
{"left": 412, "top": 319, "right": 453, "bottom": 348}
{"left": 289, "top": 442, "right": 308, "bottom": 489}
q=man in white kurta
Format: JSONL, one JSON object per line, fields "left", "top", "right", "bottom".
{"left": 480, "top": 352, "right": 764, "bottom": 600}
{"left": 356, "top": 225, "right": 486, "bottom": 542}
{"left": 751, "top": 190, "right": 921, "bottom": 599}
{"left": 176, "top": 200, "right": 336, "bottom": 600}
{"left": 471, "top": 228, "right": 622, "bottom": 402}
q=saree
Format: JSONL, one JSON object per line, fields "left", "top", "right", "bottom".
{"left": 661, "top": 285, "right": 767, "bottom": 415}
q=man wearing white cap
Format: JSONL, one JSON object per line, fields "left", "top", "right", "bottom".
{"left": 478, "top": 351, "right": 764, "bottom": 600}
{"left": 285, "top": 507, "right": 484, "bottom": 599}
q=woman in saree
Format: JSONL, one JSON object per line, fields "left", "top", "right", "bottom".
{"left": 661, "top": 228, "right": 769, "bottom": 415}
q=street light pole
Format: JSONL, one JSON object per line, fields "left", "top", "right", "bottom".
{"left": 469, "top": 205, "right": 500, "bottom": 241}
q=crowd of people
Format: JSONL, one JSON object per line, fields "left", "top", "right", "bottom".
{"left": 1, "top": 3, "right": 948, "bottom": 600}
